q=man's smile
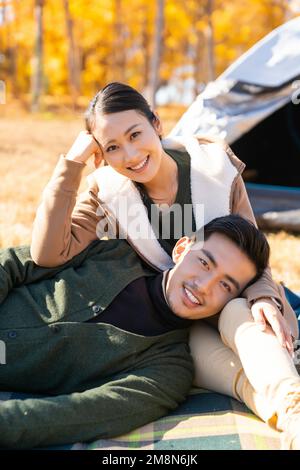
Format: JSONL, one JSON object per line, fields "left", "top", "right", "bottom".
{"left": 182, "top": 285, "right": 203, "bottom": 308}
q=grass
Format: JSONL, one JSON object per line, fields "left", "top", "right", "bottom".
{"left": 0, "top": 104, "right": 299, "bottom": 291}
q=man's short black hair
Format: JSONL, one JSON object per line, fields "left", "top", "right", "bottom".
{"left": 191, "top": 214, "right": 270, "bottom": 286}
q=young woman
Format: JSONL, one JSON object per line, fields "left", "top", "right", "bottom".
{"left": 30, "top": 82, "right": 300, "bottom": 448}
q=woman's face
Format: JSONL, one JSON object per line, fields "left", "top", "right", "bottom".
{"left": 92, "top": 109, "right": 164, "bottom": 183}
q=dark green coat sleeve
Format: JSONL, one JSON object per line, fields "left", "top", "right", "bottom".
{"left": 0, "top": 360, "right": 194, "bottom": 449}
{"left": 0, "top": 241, "right": 101, "bottom": 304}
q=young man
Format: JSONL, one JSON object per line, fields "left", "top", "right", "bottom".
{"left": 0, "top": 214, "right": 268, "bottom": 449}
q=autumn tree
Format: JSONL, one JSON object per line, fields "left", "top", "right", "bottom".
{"left": 0, "top": 0, "right": 18, "bottom": 97}
{"left": 63, "top": 0, "right": 80, "bottom": 108}
{"left": 205, "top": 0, "right": 215, "bottom": 81}
{"left": 31, "top": 0, "right": 44, "bottom": 111}
{"left": 148, "top": 0, "right": 165, "bottom": 107}
{"left": 0, "top": 0, "right": 295, "bottom": 107}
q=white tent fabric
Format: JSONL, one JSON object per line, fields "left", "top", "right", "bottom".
{"left": 220, "top": 16, "right": 300, "bottom": 88}
{"left": 169, "top": 17, "right": 300, "bottom": 145}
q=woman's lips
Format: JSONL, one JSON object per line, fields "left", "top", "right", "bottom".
{"left": 128, "top": 155, "right": 149, "bottom": 173}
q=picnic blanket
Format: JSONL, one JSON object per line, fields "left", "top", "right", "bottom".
{"left": 0, "top": 387, "right": 282, "bottom": 450}
{"left": 1, "top": 288, "right": 299, "bottom": 451}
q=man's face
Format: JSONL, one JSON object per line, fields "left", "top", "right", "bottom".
{"left": 166, "top": 233, "right": 257, "bottom": 320}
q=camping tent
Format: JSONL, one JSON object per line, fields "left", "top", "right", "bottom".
{"left": 169, "top": 16, "right": 300, "bottom": 231}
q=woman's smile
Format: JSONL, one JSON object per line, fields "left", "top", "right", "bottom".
{"left": 127, "top": 155, "right": 150, "bottom": 173}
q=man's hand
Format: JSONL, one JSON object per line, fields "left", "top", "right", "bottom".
{"left": 251, "top": 298, "right": 294, "bottom": 356}
{"left": 66, "top": 131, "right": 103, "bottom": 168}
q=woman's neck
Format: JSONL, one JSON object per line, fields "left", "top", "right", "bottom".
{"left": 143, "top": 150, "right": 178, "bottom": 205}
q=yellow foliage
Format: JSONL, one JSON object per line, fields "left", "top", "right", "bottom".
{"left": 0, "top": 0, "right": 296, "bottom": 100}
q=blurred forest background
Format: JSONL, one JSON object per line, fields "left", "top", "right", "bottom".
{"left": 0, "top": 0, "right": 298, "bottom": 108}
{"left": 0, "top": 0, "right": 300, "bottom": 289}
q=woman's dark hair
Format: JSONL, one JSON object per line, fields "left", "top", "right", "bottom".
{"left": 191, "top": 214, "right": 270, "bottom": 286}
{"left": 85, "top": 82, "right": 156, "bottom": 133}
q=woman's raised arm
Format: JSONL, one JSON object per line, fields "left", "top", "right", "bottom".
{"left": 30, "top": 133, "right": 104, "bottom": 267}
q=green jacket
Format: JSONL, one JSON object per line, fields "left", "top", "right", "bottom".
{"left": 0, "top": 239, "right": 194, "bottom": 449}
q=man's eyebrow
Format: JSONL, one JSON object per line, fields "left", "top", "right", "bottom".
{"left": 225, "top": 274, "right": 240, "bottom": 292}
{"left": 202, "top": 249, "right": 240, "bottom": 291}
{"left": 202, "top": 249, "right": 217, "bottom": 267}
{"left": 105, "top": 124, "right": 140, "bottom": 146}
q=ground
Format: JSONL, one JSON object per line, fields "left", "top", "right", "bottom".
{"left": 0, "top": 105, "right": 299, "bottom": 290}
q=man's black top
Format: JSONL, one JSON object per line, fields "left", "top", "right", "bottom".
{"left": 87, "top": 273, "right": 193, "bottom": 336}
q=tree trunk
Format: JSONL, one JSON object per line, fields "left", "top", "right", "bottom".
{"left": 148, "top": 0, "right": 164, "bottom": 108}
{"left": 31, "top": 0, "right": 44, "bottom": 112}
{"left": 8, "top": 2, "right": 18, "bottom": 98}
{"left": 0, "top": 1, "right": 18, "bottom": 98}
{"left": 206, "top": 0, "right": 215, "bottom": 82}
{"left": 63, "top": 0, "right": 80, "bottom": 109}
{"left": 191, "top": 0, "right": 205, "bottom": 99}
{"left": 141, "top": 4, "right": 150, "bottom": 90}
{"left": 113, "top": 0, "right": 126, "bottom": 82}
{"left": 0, "top": 2, "right": 7, "bottom": 77}
{"left": 193, "top": 29, "right": 205, "bottom": 99}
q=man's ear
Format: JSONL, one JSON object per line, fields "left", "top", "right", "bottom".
{"left": 152, "top": 111, "right": 163, "bottom": 138}
{"left": 172, "top": 236, "right": 192, "bottom": 264}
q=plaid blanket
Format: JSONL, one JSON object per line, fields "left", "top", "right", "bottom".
{"left": 0, "top": 387, "right": 281, "bottom": 450}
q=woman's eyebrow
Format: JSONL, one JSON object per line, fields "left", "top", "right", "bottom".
{"left": 105, "top": 124, "right": 140, "bottom": 146}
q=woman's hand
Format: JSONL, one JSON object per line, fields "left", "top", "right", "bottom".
{"left": 251, "top": 298, "right": 294, "bottom": 356}
{"left": 66, "top": 131, "right": 103, "bottom": 168}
